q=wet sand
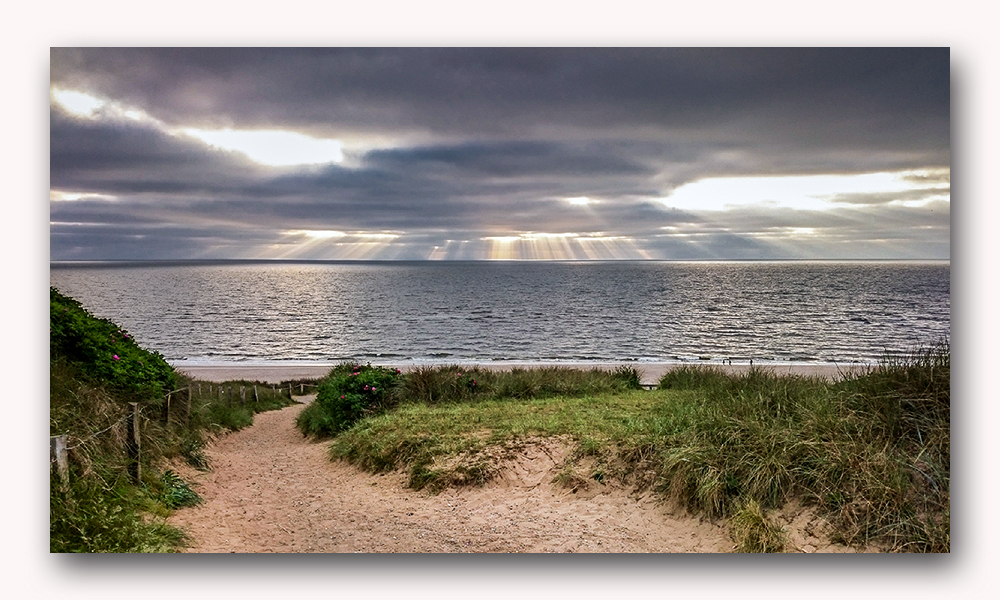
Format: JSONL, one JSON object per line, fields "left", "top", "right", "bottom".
{"left": 173, "top": 361, "right": 870, "bottom": 386}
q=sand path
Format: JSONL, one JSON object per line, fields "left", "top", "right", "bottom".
{"left": 167, "top": 395, "right": 737, "bottom": 553}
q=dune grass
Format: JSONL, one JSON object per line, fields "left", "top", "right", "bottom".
{"left": 329, "top": 387, "right": 665, "bottom": 491}
{"left": 324, "top": 346, "right": 949, "bottom": 552}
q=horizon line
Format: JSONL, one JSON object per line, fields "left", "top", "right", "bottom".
{"left": 50, "top": 257, "right": 951, "bottom": 265}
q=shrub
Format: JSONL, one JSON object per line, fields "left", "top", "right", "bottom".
{"left": 50, "top": 287, "right": 175, "bottom": 399}
{"left": 298, "top": 363, "right": 402, "bottom": 437}
{"left": 611, "top": 365, "right": 643, "bottom": 390}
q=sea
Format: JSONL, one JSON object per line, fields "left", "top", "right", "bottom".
{"left": 49, "top": 260, "right": 951, "bottom": 369}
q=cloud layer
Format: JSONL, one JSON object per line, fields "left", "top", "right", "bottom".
{"left": 50, "top": 47, "right": 950, "bottom": 260}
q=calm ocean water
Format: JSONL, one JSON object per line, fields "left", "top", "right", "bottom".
{"left": 49, "top": 260, "right": 950, "bottom": 367}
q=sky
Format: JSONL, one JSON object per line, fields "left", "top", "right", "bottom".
{"left": 49, "top": 47, "right": 950, "bottom": 261}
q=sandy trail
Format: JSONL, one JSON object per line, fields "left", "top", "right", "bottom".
{"left": 167, "top": 395, "right": 736, "bottom": 553}
{"left": 168, "top": 394, "right": 860, "bottom": 553}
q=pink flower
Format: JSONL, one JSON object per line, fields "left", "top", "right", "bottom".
{"left": 113, "top": 355, "right": 120, "bottom": 360}
{"left": 341, "top": 395, "right": 345, "bottom": 399}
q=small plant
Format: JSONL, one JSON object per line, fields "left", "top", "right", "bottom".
{"left": 729, "top": 499, "right": 788, "bottom": 553}
{"left": 180, "top": 438, "right": 210, "bottom": 471}
{"left": 50, "top": 473, "right": 188, "bottom": 553}
{"left": 160, "top": 470, "right": 202, "bottom": 509}
{"left": 611, "top": 365, "right": 642, "bottom": 390}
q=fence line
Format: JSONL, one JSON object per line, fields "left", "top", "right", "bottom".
{"left": 52, "top": 377, "right": 320, "bottom": 488}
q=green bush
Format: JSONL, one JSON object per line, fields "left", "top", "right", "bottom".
{"left": 298, "top": 363, "right": 402, "bottom": 437}
{"left": 728, "top": 499, "right": 788, "bottom": 553}
{"left": 50, "top": 287, "right": 175, "bottom": 399}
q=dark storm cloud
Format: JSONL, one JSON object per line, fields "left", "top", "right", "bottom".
{"left": 50, "top": 104, "right": 270, "bottom": 196}
{"left": 365, "top": 141, "right": 657, "bottom": 178}
{"left": 50, "top": 47, "right": 949, "bottom": 152}
{"left": 51, "top": 103, "right": 674, "bottom": 234}
{"left": 49, "top": 47, "right": 950, "bottom": 260}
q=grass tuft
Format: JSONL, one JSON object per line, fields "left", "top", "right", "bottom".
{"left": 729, "top": 499, "right": 788, "bottom": 553}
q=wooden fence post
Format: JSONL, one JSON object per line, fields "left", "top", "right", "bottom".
{"left": 165, "top": 392, "right": 172, "bottom": 427}
{"left": 300, "top": 383, "right": 304, "bottom": 394}
{"left": 228, "top": 386, "right": 233, "bottom": 406}
{"left": 50, "top": 435, "right": 69, "bottom": 491}
{"left": 254, "top": 385, "right": 259, "bottom": 403}
{"left": 127, "top": 403, "right": 141, "bottom": 483}
{"left": 186, "top": 385, "right": 193, "bottom": 425}
{"left": 289, "top": 383, "right": 293, "bottom": 398}
{"left": 240, "top": 386, "right": 246, "bottom": 406}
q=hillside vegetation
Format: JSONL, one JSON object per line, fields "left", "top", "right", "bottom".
{"left": 49, "top": 287, "right": 297, "bottom": 552}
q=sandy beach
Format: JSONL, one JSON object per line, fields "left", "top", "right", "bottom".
{"left": 173, "top": 360, "right": 870, "bottom": 386}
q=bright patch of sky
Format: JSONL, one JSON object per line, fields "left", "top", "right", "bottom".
{"left": 284, "top": 229, "right": 400, "bottom": 241}
{"left": 50, "top": 190, "right": 117, "bottom": 202}
{"left": 182, "top": 128, "right": 344, "bottom": 166}
{"left": 51, "top": 89, "right": 105, "bottom": 116}
{"left": 658, "top": 171, "right": 947, "bottom": 212}
{"left": 52, "top": 87, "right": 345, "bottom": 167}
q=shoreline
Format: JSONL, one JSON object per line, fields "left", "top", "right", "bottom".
{"left": 171, "top": 359, "right": 872, "bottom": 386}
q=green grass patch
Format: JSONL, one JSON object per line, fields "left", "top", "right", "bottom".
{"left": 297, "top": 362, "right": 643, "bottom": 439}
{"left": 330, "top": 389, "right": 672, "bottom": 492}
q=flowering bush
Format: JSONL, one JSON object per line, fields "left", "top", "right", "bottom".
{"left": 300, "top": 363, "right": 401, "bottom": 437}
{"left": 50, "top": 287, "right": 176, "bottom": 399}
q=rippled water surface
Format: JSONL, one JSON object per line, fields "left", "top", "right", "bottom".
{"left": 49, "top": 260, "right": 950, "bottom": 366}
